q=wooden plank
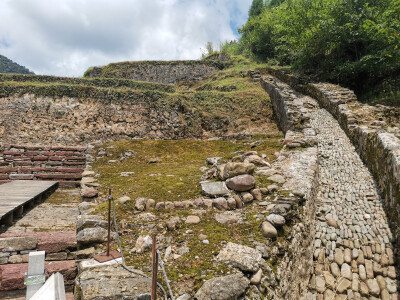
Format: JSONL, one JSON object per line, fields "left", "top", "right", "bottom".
{"left": 0, "top": 180, "right": 58, "bottom": 222}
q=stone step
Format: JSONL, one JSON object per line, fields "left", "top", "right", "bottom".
{"left": 0, "top": 231, "right": 77, "bottom": 253}
{"left": 0, "top": 260, "right": 77, "bottom": 291}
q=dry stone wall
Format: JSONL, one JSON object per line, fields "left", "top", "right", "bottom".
{"left": 0, "top": 94, "right": 194, "bottom": 146}
{"left": 0, "top": 144, "right": 86, "bottom": 187}
{"left": 85, "top": 60, "right": 221, "bottom": 84}
{"left": 259, "top": 74, "right": 320, "bottom": 299}
{"left": 267, "top": 67, "right": 400, "bottom": 264}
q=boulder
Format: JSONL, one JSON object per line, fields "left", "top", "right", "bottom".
{"left": 81, "top": 188, "right": 98, "bottom": 198}
{"left": 222, "top": 162, "right": 255, "bottom": 179}
{"left": 266, "top": 214, "right": 286, "bottom": 227}
{"left": 195, "top": 273, "right": 249, "bottom": 300}
{"left": 217, "top": 242, "right": 262, "bottom": 272}
{"left": 226, "top": 175, "right": 255, "bottom": 192}
{"left": 201, "top": 182, "right": 230, "bottom": 197}
{"left": 77, "top": 228, "right": 108, "bottom": 246}
{"left": 135, "top": 235, "right": 152, "bottom": 253}
{"left": 135, "top": 198, "right": 148, "bottom": 211}
{"left": 261, "top": 221, "right": 278, "bottom": 238}
{"left": 215, "top": 212, "right": 241, "bottom": 225}
{"left": 186, "top": 216, "right": 201, "bottom": 224}
{"left": 145, "top": 199, "right": 156, "bottom": 210}
{"left": 212, "top": 198, "right": 228, "bottom": 210}
{"left": 241, "top": 192, "right": 254, "bottom": 203}
{"left": 166, "top": 217, "right": 181, "bottom": 231}
{"left": 76, "top": 215, "right": 107, "bottom": 231}
{"left": 244, "top": 155, "right": 270, "bottom": 166}
{"left": 118, "top": 196, "right": 131, "bottom": 204}
{"left": 250, "top": 188, "right": 263, "bottom": 201}
{"left": 206, "top": 157, "right": 222, "bottom": 165}
{"left": 226, "top": 198, "right": 237, "bottom": 210}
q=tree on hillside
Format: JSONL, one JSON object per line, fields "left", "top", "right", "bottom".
{"left": 249, "top": 0, "right": 264, "bottom": 19}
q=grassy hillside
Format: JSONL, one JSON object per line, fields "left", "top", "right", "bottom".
{"left": 0, "top": 54, "right": 34, "bottom": 74}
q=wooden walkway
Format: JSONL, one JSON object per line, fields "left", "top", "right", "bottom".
{"left": 0, "top": 180, "right": 58, "bottom": 226}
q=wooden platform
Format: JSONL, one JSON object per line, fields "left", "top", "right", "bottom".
{"left": 0, "top": 180, "right": 58, "bottom": 226}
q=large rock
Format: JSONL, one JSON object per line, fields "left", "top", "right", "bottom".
{"left": 195, "top": 273, "right": 249, "bottom": 300}
{"left": 217, "top": 242, "right": 262, "bottom": 272}
{"left": 76, "top": 264, "right": 151, "bottom": 300}
{"left": 81, "top": 188, "right": 98, "bottom": 198}
{"left": 0, "top": 232, "right": 76, "bottom": 253}
{"left": 244, "top": 155, "right": 270, "bottom": 166}
{"left": 261, "top": 221, "right": 278, "bottom": 238}
{"left": 135, "top": 235, "right": 152, "bottom": 253}
{"left": 212, "top": 198, "right": 228, "bottom": 210}
{"left": 226, "top": 175, "right": 256, "bottom": 192}
{"left": 0, "top": 236, "right": 37, "bottom": 252}
{"left": 215, "top": 212, "right": 241, "bottom": 225}
{"left": 266, "top": 214, "right": 285, "bottom": 227}
{"left": 222, "top": 162, "right": 255, "bottom": 179}
{"left": 76, "top": 215, "right": 107, "bottom": 231}
{"left": 201, "top": 182, "right": 230, "bottom": 197}
{"left": 77, "top": 228, "right": 108, "bottom": 246}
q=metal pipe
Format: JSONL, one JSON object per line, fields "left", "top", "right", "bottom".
{"left": 151, "top": 233, "right": 158, "bottom": 300}
{"left": 107, "top": 188, "right": 111, "bottom": 257}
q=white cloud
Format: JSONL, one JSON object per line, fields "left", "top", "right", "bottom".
{"left": 0, "top": 0, "right": 251, "bottom": 77}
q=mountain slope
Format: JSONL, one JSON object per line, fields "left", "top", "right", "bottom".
{"left": 0, "top": 54, "right": 34, "bottom": 74}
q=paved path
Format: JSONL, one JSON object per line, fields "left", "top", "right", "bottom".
{"left": 308, "top": 109, "right": 398, "bottom": 299}
{"left": 0, "top": 180, "right": 58, "bottom": 226}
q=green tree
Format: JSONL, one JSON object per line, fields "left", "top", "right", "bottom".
{"left": 249, "top": 0, "right": 264, "bottom": 19}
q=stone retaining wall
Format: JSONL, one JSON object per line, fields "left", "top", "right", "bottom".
{"left": 85, "top": 60, "right": 221, "bottom": 84}
{"left": 266, "top": 67, "right": 400, "bottom": 263}
{"left": 259, "top": 74, "right": 320, "bottom": 299}
{"left": 0, "top": 144, "right": 86, "bottom": 187}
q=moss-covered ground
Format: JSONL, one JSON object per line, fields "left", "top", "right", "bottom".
{"left": 90, "top": 136, "right": 297, "bottom": 294}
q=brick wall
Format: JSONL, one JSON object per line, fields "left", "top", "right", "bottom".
{"left": 0, "top": 145, "right": 86, "bottom": 187}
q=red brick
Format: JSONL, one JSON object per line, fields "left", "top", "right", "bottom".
{"left": 14, "top": 161, "right": 33, "bottom": 166}
{"left": 35, "top": 173, "right": 82, "bottom": 180}
{"left": 31, "top": 167, "right": 57, "bottom": 172}
{"left": 0, "top": 162, "right": 10, "bottom": 166}
{"left": 5, "top": 145, "right": 25, "bottom": 149}
{"left": 51, "top": 146, "right": 87, "bottom": 151}
{"left": 0, "top": 174, "right": 9, "bottom": 180}
{"left": 55, "top": 151, "right": 76, "bottom": 156}
{"left": 58, "top": 181, "right": 80, "bottom": 188}
{"left": 56, "top": 167, "right": 84, "bottom": 173}
{"left": 18, "top": 168, "right": 32, "bottom": 174}
{"left": 0, "top": 166, "right": 16, "bottom": 173}
{"left": 13, "top": 156, "right": 33, "bottom": 161}
{"left": 49, "top": 156, "right": 64, "bottom": 161}
{"left": 0, "top": 180, "right": 11, "bottom": 184}
{"left": 65, "top": 156, "right": 86, "bottom": 161}
{"left": 33, "top": 156, "right": 49, "bottom": 161}
{"left": 2, "top": 151, "right": 22, "bottom": 156}
{"left": 63, "top": 161, "right": 85, "bottom": 166}
{"left": 25, "top": 146, "right": 50, "bottom": 151}
{"left": 3, "top": 151, "right": 24, "bottom": 156}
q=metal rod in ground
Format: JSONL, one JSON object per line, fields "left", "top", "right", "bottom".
{"left": 151, "top": 233, "right": 158, "bottom": 300}
{"left": 107, "top": 188, "right": 111, "bottom": 257}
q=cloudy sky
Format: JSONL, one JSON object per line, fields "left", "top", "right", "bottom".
{"left": 0, "top": 0, "right": 252, "bottom": 77}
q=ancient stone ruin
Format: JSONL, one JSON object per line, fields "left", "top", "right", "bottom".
{"left": 0, "top": 60, "right": 399, "bottom": 299}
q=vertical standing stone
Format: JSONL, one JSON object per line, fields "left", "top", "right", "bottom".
{"left": 26, "top": 251, "right": 46, "bottom": 299}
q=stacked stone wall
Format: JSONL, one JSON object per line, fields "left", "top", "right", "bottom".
{"left": 0, "top": 144, "right": 86, "bottom": 187}
{"left": 85, "top": 61, "right": 221, "bottom": 84}
{"left": 259, "top": 74, "right": 320, "bottom": 299}
{"left": 266, "top": 67, "right": 400, "bottom": 263}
